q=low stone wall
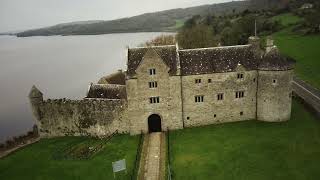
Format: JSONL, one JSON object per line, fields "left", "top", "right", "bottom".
{"left": 36, "top": 98, "right": 129, "bottom": 138}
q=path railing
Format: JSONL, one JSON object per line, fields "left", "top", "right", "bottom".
{"left": 167, "top": 128, "right": 173, "bottom": 180}
{"left": 131, "top": 131, "right": 144, "bottom": 180}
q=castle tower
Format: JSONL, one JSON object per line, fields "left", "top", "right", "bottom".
{"left": 28, "top": 85, "right": 43, "bottom": 121}
{"left": 257, "top": 47, "right": 295, "bottom": 122}
{"left": 248, "top": 36, "right": 263, "bottom": 58}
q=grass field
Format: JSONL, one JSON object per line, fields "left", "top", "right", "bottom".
{"left": 272, "top": 28, "right": 320, "bottom": 89}
{"left": 0, "top": 134, "right": 139, "bottom": 180}
{"left": 272, "top": 13, "right": 303, "bottom": 27}
{"left": 169, "top": 100, "right": 320, "bottom": 180}
{"left": 269, "top": 13, "right": 320, "bottom": 89}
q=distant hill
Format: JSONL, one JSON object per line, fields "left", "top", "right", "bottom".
{"left": 16, "top": 0, "right": 288, "bottom": 37}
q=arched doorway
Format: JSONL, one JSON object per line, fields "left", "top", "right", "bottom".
{"left": 148, "top": 114, "right": 162, "bottom": 133}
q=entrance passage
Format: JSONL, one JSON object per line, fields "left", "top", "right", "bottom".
{"left": 148, "top": 114, "right": 162, "bottom": 133}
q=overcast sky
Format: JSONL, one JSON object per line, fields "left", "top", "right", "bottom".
{"left": 0, "top": 0, "right": 235, "bottom": 32}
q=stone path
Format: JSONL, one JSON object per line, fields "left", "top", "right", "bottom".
{"left": 143, "top": 132, "right": 162, "bottom": 180}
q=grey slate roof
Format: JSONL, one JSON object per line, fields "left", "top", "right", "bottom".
{"left": 179, "top": 45, "right": 258, "bottom": 75}
{"left": 98, "top": 70, "right": 126, "bottom": 85}
{"left": 126, "top": 44, "right": 295, "bottom": 77}
{"left": 86, "top": 84, "right": 126, "bottom": 99}
{"left": 259, "top": 48, "right": 295, "bottom": 71}
{"left": 127, "top": 45, "right": 177, "bottom": 77}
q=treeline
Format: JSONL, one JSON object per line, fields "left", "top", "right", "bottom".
{"left": 176, "top": 11, "right": 282, "bottom": 49}
{"left": 175, "top": 0, "right": 320, "bottom": 49}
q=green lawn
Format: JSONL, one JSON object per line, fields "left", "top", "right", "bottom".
{"left": 0, "top": 134, "right": 139, "bottom": 180}
{"left": 174, "top": 20, "right": 185, "bottom": 29}
{"left": 273, "top": 29, "right": 320, "bottom": 89}
{"left": 169, "top": 100, "right": 320, "bottom": 180}
{"left": 272, "top": 13, "right": 303, "bottom": 27}
{"left": 267, "top": 12, "right": 320, "bottom": 89}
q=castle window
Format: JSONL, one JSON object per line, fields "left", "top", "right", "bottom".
{"left": 253, "top": 78, "right": 256, "bottom": 82}
{"left": 148, "top": 81, "right": 158, "bottom": 88}
{"left": 208, "top": 79, "right": 212, "bottom": 83}
{"left": 149, "top": 68, "right": 156, "bottom": 75}
{"left": 195, "top": 95, "right": 204, "bottom": 102}
{"left": 273, "top": 79, "right": 277, "bottom": 84}
{"left": 217, "top": 93, "right": 224, "bottom": 100}
{"left": 237, "top": 73, "right": 244, "bottom": 79}
{"left": 240, "top": 111, "right": 243, "bottom": 116}
{"left": 149, "top": 97, "right": 160, "bottom": 104}
{"left": 214, "top": 114, "right": 217, "bottom": 118}
{"left": 195, "top": 79, "right": 202, "bottom": 84}
{"left": 187, "top": 117, "right": 190, "bottom": 120}
{"left": 235, "top": 91, "right": 245, "bottom": 98}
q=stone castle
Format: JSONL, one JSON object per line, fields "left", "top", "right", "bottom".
{"left": 29, "top": 36, "right": 295, "bottom": 137}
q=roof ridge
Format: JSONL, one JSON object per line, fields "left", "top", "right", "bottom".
{"left": 129, "top": 44, "right": 176, "bottom": 49}
{"left": 179, "top": 44, "right": 251, "bottom": 52}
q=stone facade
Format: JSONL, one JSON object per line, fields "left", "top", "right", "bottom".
{"left": 29, "top": 36, "right": 295, "bottom": 138}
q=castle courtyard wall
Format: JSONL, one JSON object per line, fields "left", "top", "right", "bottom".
{"left": 35, "top": 98, "right": 129, "bottom": 137}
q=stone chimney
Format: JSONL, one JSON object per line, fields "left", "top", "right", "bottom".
{"left": 248, "top": 36, "right": 262, "bottom": 58}
{"left": 266, "top": 37, "right": 275, "bottom": 53}
{"left": 28, "top": 85, "right": 43, "bottom": 121}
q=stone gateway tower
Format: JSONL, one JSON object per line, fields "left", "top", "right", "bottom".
{"left": 29, "top": 36, "right": 295, "bottom": 138}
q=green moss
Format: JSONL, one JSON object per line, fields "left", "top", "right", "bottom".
{"left": 0, "top": 134, "right": 139, "bottom": 180}
{"left": 169, "top": 100, "right": 320, "bottom": 180}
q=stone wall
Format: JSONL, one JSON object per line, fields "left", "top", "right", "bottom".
{"left": 182, "top": 69, "right": 258, "bottom": 127}
{"left": 32, "top": 98, "right": 129, "bottom": 138}
{"left": 257, "top": 70, "right": 293, "bottom": 121}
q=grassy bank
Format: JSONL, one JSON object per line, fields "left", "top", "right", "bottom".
{"left": 273, "top": 29, "right": 320, "bottom": 89}
{"left": 169, "top": 100, "right": 320, "bottom": 180}
{"left": 270, "top": 13, "right": 320, "bottom": 89}
{"left": 0, "top": 134, "right": 139, "bottom": 180}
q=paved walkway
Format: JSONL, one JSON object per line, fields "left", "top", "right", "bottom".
{"left": 143, "top": 132, "right": 162, "bottom": 180}
{"left": 293, "top": 77, "right": 320, "bottom": 115}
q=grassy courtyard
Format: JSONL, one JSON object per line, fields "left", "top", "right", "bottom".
{"left": 0, "top": 134, "right": 139, "bottom": 180}
{"left": 169, "top": 100, "right": 320, "bottom": 180}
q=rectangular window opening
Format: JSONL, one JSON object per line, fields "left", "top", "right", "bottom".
{"left": 236, "top": 91, "right": 245, "bottom": 98}
{"left": 217, "top": 93, "right": 224, "bottom": 100}
{"left": 195, "top": 79, "right": 202, "bottom": 84}
{"left": 149, "top": 97, "right": 160, "bottom": 104}
{"left": 149, "top": 68, "right": 156, "bottom": 75}
{"left": 237, "top": 73, "right": 244, "bottom": 79}
{"left": 195, "top": 95, "right": 204, "bottom": 103}
{"left": 148, "top": 81, "right": 158, "bottom": 88}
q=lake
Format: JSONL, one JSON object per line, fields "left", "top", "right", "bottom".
{"left": 0, "top": 32, "right": 172, "bottom": 142}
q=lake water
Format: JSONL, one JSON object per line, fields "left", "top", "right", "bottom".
{"left": 0, "top": 32, "right": 172, "bottom": 142}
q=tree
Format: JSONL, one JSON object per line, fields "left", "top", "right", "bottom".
{"left": 144, "top": 35, "right": 176, "bottom": 46}
{"left": 177, "top": 25, "right": 217, "bottom": 49}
